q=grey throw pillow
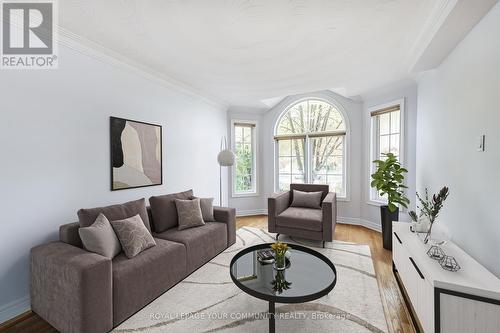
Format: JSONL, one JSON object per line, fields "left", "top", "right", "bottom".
{"left": 78, "top": 213, "right": 122, "bottom": 259}
{"left": 175, "top": 198, "right": 205, "bottom": 230}
{"left": 111, "top": 214, "right": 156, "bottom": 259}
{"left": 290, "top": 190, "right": 323, "bottom": 209}
{"left": 190, "top": 196, "right": 215, "bottom": 222}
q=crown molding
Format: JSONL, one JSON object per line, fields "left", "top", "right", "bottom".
{"left": 56, "top": 27, "right": 229, "bottom": 110}
{"left": 405, "top": 0, "right": 458, "bottom": 73}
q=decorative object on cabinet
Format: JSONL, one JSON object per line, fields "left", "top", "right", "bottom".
{"left": 439, "top": 255, "right": 461, "bottom": 272}
{"left": 415, "top": 186, "right": 449, "bottom": 244}
{"left": 427, "top": 245, "right": 446, "bottom": 260}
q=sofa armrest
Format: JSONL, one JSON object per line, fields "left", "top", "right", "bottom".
{"left": 31, "top": 241, "right": 112, "bottom": 333}
{"left": 213, "top": 206, "right": 236, "bottom": 246}
{"left": 59, "top": 222, "right": 83, "bottom": 248}
{"left": 321, "top": 192, "right": 337, "bottom": 242}
{"left": 268, "top": 191, "right": 290, "bottom": 232}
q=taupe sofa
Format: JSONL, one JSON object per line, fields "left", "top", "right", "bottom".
{"left": 268, "top": 183, "right": 337, "bottom": 247}
{"left": 30, "top": 193, "right": 236, "bottom": 333}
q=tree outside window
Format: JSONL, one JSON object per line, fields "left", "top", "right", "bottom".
{"left": 233, "top": 122, "right": 257, "bottom": 195}
{"left": 275, "top": 99, "right": 347, "bottom": 196}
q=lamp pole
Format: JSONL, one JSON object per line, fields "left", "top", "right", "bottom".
{"left": 217, "top": 136, "right": 235, "bottom": 207}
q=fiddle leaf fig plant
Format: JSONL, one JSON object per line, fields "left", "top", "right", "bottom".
{"left": 371, "top": 153, "right": 410, "bottom": 212}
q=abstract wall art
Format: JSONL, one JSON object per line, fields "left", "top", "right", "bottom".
{"left": 110, "top": 117, "right": 162, "bottom": 191}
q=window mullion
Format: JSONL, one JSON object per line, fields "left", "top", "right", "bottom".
{"left": 305, "top": 136, "right": 310, "bottom": 183}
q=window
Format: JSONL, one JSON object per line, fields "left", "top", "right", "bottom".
{"left": 369, "top": 100, "right": 404, "bottom": 202}
{"left": 274, "top": 99, "right": 347, "bottom": 197}
{"left": 232, "top": 121, "right": 257, "bottom": 196}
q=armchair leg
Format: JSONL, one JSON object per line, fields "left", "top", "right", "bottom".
{"left": 276, "top": 233, "right": 280, "bottom": 241}
{"left": 322, "top": 241, "right": 325, "bottom": 248}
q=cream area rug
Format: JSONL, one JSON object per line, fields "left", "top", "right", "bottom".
{"left": 113, "top": 227, "right": 388, "bottom": 333}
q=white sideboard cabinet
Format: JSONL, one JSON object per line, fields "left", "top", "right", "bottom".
{"left": 392, "top": 222, "right": 500, "bottom": 333}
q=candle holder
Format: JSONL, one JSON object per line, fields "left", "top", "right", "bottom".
{"left": 427, "top": 245, "right": 445, "bottom": 260}
{"left": 439, "top": 255, "right": 461, "bottom": 272}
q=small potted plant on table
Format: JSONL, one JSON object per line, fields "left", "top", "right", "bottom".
{"left": 371, "top": 153, "right": 410, "bottom": 250}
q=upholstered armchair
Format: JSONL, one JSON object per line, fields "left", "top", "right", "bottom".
{"left": 268, "top": 184, "right": 337, "bottom": 247}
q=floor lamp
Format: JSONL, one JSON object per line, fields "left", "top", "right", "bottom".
{"left": 217, "top": 136, "right": 235, "bottom": 206}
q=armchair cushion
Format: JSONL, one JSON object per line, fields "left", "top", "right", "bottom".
{"left": 290, "top": 190, "right": 323, "bottom": 209}
{"left": 276, "top": 207, "right": 323, "bottom": 232}
{"left": 290, "top": 183, "right": 329, "bottom": 202}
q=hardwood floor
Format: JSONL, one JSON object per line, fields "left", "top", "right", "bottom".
{"left": 1, "top": 216, "right": 415, "bottom": 333}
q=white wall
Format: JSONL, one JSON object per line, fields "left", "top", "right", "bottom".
{"left": 416, "top": 2, "right": 500, "bottom": 277}
{"left": 0, "top": 43, "right": 228, "bottom": 322}
{"left": 361, "top": 80, "right": 418, "bottom": 226}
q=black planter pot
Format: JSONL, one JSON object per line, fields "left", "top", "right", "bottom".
{"left": 380, "top": 205, "right": 399, "bottom": 251}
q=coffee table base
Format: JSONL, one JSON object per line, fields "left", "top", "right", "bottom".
{"left": 269, "top": 301, "right": 275, "bottom": 333}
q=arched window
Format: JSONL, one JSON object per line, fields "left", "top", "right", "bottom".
{"left": 274, "top": 99, "right": 347, "bottom": 196}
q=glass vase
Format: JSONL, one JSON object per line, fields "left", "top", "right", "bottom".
{"left": 273, "top": 253, "right": 286, "bottom": 271}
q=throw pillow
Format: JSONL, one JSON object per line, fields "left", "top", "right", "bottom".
{"left": 111, "top": 214, "right": 156, "bottom": 259}
{"left": 149, "top": 189, "right": 193, "bottom": 232}
{"left": 77, "top": 198, "right": 151, "bottom": 231}
{"left": 290, "top": 190, "right": 323, "bottom": 209}
{"left": 175, "top": 198, "right": 205, "bottom": 230}
{"left": 78, "top": 213, "right": 122, "bottom": 259}
{"left": 190, "top": 196, "right": 215, "bottom": 222}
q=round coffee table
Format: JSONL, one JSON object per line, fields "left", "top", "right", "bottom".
{"left": 229, "top": 243, "right": 337, "bottom": 333}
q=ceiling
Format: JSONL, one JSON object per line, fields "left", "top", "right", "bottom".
{"left": 58, "top": 0, "right": 497, "bottom": 108}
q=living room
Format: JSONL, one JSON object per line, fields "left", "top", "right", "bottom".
{"left": 1, "top": 1, "right": 499, "bottom": 332}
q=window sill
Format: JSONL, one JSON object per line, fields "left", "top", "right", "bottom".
{"left": 232, "top": 192, "right": 260, "bottom": 198}
{"left": 366, "top": 200, "right": 387, "bottom": 207}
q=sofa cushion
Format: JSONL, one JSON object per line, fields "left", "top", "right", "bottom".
{"left": 290, "top": 190, "right": 323, "bottom": 209}
{"left": 149, "top": 189, "right": 193, "bottom": 232}
{"left": 112, "top": 238, "right": 186, "bottom": 326}
{"left": 111, "top": 214, "right": 156, "bottom": 259}
{"left": 175, "top": 198, "right": 205, "bottom": 230}
{"left": 77, "top": 198, "right": 151, "bottom": 231}
{"left": 276, "top": 207, "right": 323, "bottom": 232}
{"left": 79, "top": 213, "right": 122, "bottom": 259}
{"left": 154, "top": 222, "right": 227, "bottom": 273}
{"left": 191, "top": 196, "right": 215, "bottom": 222}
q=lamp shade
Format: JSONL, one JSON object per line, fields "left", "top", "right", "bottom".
{"left": 217, "top": 149, "right": 235, "bottom": 166}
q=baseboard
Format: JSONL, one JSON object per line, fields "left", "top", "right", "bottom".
{"left": 236, "top": 209, "right": 268, "bottom": 217}
{"left": 0, "top": 296, "right": 30, "bottom": 325}
{"left": 337, "top": 217, "right": 382, "bottom": 233}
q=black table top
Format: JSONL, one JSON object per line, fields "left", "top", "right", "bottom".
{"left": 229, "top": 243, "right": 337, "bottom": 303}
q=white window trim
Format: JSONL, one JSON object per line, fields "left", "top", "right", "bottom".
{"left": 367, "top": 98, "right": 405, "bottom": 206}
{"left": 231, "top": 119, "right": 259, "bottom": 198}
{"left": 272, "top": 96, "right": 351, "bottom": 201}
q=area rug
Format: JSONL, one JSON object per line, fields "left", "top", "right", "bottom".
{"left": 113, "top": 227, "right": 388, "bottom": 333}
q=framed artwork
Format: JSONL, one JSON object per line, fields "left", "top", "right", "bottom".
{"left": 110, "top": 116, "right": 162, "bottom": 191}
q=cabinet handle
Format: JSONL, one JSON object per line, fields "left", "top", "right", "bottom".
{"left": 409, "top": 257, "right": 425, "bottom": 280}
{"left": 394, "top": 232, "right": 402, "bottom": 244}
